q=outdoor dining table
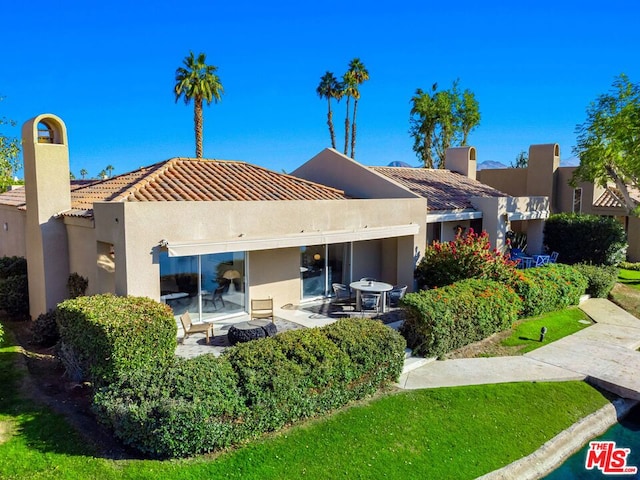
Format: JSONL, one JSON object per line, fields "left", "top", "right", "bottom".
{"left": 349, "top": 280, "right": 393, "bottom": 312}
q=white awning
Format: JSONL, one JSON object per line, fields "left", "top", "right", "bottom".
{"left": 506, "top": 210, "right": 550, "bottom": 221}
{"left": 165, "top": 223, "right": 420, "bottom": 257}
{"left": 426, "top": 210, "right": 482, "bottom": 223}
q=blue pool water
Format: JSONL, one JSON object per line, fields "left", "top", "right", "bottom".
{"left": 544, "top": 404, "right": 640, "bottom": 479}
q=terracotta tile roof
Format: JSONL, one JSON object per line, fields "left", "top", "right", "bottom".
{"left": 0, "top": 158, "right": 347, "bottom": 217}
{"left": 370, "top": 166, "right": 507, "bottom": 211}
{"left": 593, "top": 186, "right": 640, "bottom": 209}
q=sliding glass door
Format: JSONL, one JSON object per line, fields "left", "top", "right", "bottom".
{"left": 300, "top": 243, "right": 351, "bottom": 300}
{"left": 159, "top": 251, "right": 246, "bottom": 320}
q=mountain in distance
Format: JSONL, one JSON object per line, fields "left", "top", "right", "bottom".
{"left": 387, "top": 160, "right": 416, "bottom": 167}
{"left": 477, "top": 160, "right": 508, "bottom": 170}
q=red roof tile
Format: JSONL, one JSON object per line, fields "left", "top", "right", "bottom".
{"left": 0, "top": 158, "right": 347, "bottom": 217}
{"left": 370, "top": 166, "right": 507, "bottom": 211}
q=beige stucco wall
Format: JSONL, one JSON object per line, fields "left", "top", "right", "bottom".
{"left": 0, "top": 206, "right": 26, "bottom": 258}
{"left": 477, "top": 168, "right": 528, "bottom": 196}
{"left": 64, "top": 217, "right": 101, "bottom": 296}
{"left": 249, "top": 248, "right": 300, "bottom": 307}
{"left": 93, "top": 197, "right": 426, "bottom": 303}
{"left": 293, "top": 149, "right": 420, "bottom": 200}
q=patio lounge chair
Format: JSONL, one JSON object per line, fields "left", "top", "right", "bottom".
{"left": 180, "top": 311, "right": 213, "bottom": 344}
{"left": 251, "top": 298, "right": 274, "bottom": 322}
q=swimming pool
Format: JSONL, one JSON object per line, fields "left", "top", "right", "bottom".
{"left": 544, "top": 404, "right": 640, "bottom": 479}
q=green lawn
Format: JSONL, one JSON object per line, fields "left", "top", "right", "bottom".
{"left": 618, "top": 268, "right": 640, "bottom": 289}
{"left": 501, "top": 308, "right": 592, "bottom": 354}
{"left": 0, "top": 325, "right": 612, "bottom": 480}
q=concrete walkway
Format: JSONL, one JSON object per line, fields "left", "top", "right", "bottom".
{"left": 397, "top": 298, "right": 640, "bottom": 401}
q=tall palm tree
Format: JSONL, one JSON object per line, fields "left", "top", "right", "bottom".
{"left": 174, "top": 51, "right": 224, "bottom": 158}
{"left": 79, "top": 168, "right": 88, "bottom": 179}
{"left": 342, "top": 71, "right": 358, "bottom": 156}
{"left": 346, "top": 58, "right": 369, "bottom": 159}
{"left": 316, "top": 72, "right": 342, "bottom": 149}
{"left": 105, "top": 164, "right": 115, "bottom": 178}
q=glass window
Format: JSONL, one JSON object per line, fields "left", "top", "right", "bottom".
{"left": 300, "top": 243, "right": 351, "bottom": 300}
{"left": 573, "top": 188, "right": 583, "bottom": 213}
{"left": 159, "top": 251, "right": 246, "bottom": 321}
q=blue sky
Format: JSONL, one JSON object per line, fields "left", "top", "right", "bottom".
{"left": 3, "top": 0, "right": 639, "bottom": 178}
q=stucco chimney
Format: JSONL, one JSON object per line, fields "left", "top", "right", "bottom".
{"left": 527, "top": 143, "right": 560, "bottom": 200}
{"left": 22, "top": 114, "right": 71, "bottom": 318}
{"left": 445, "top": 146, "right": 477, "bottom": 180}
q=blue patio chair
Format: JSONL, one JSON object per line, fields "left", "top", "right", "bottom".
{"left": 549, "top": 251, "right": 559, "bottom": 263}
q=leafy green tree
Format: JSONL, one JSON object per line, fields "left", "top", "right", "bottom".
{"left": 347, "top": 58, "right": 369, "bottom": 159}
{"left": 409, "top": 80, "right": 480, "bottom": 168}
{"left": 511, "top": 151, "right": 528, "bottom": 168}
{"left": 316, "top": 71, "right": 342, "bottom": 149}
{"left": 0, "top": 96, "right": 21, "bottom": 192}
{"left": 174, "top": 51, "right": 224, "bottom": 158}
{"left": 572, "top": 74, "right": 640, "bottom": 214}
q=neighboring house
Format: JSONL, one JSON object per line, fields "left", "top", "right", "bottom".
{"left": 1, "top": 114, "right": 425, "bottom": 320}
{"left": 293, "top": 147, "right": 549, "bottom": 254}
{"left": 477, "top": 143, "right": 640, "bottom": 261}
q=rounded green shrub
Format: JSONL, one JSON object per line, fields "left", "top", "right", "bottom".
{"left": 543, "top": 213, "right": 627, "bottom": 265}
{"left": 56, "top": 294, "right": 177, "bottom": 387}
{"left": 510, "top": 264, "right": 588, "bottom": 317}
{"left": 0, "top": 274, "right": 29, "bottom": 317}
{"left": 572, "top": 263, "right": 618, "bottom": 298}
{"left": 400, "top": 279, "right": 522, "bottom": 358}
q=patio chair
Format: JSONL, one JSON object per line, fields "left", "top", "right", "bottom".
{"left": 534, "top": 255, "right": 548, "bottom": 267}
{"left": 204, "top": 285, "right": 226, "bottom": 310}
{"left": 332, "top": 283, "right": 353, "bottom": 302}
{"left": 387, "top": 285, "right": 407, "bottom": 308}
{"left": 360, "top": 293, "right": 382, "bottom": 315}
{"left": 251, "top": 298, "right": 274, "bottom": 323}
{"left": 180, "top": 311, "right": 213, "bottom": 344}
{"left": 549, "top": 251, "right": 559, "bottom": 263}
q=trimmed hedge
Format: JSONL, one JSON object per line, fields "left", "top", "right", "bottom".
{"left": 511, "top": 264, "right": 588, "bottom": 317}
{"left": 56, "top": 294, "right": 177, "bottom": 386}
{"left": 0, "top": 256, "right": 29, "bottom": 317}
{"left": 572, "top": 264, "right": 618, "bottom": 298}
{"left": 400, "top": 279, "right": 522, "bottom": 358}
{"left": 620, "top": 261, "right": 640, "bottom": 271}
{"left": 92, "top": 318, "right": 406, "bottom": 458}
{"left": 543, "top": 213, "right": 627, "bottom": 265}
{"left": 31, "top": 309, "right": 59, "bottom": 347}
{"left": 0, "top": 322, "right": 3, "bottom": 344}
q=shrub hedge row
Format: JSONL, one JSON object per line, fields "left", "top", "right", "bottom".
{"left": 400, "top": 279, "right": 522, "bottom": 358}
{"left": 56, "top": 294, "right": 177, "bottom": 386}
{"left": 92, "top": 318, "right": 406, "bottom": 458}
{"left": 512, "top": 264, "right": 588, "bottom": 317}
{"left": 572, "top": 264, "right": 618, "bottom": 298}
{"left": 401, "top": 265, "right": 588, "bottom": 358}
{"left": 0, "top": 256, "right": 29, "bottom": 317}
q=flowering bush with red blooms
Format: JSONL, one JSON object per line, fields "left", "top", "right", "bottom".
{"left": 415, "top": 229, "right": 518, "bottom": 289}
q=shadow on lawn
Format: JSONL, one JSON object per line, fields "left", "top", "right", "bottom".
{"left": 0, "top": 320, "right": 142, "bottom": 460}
